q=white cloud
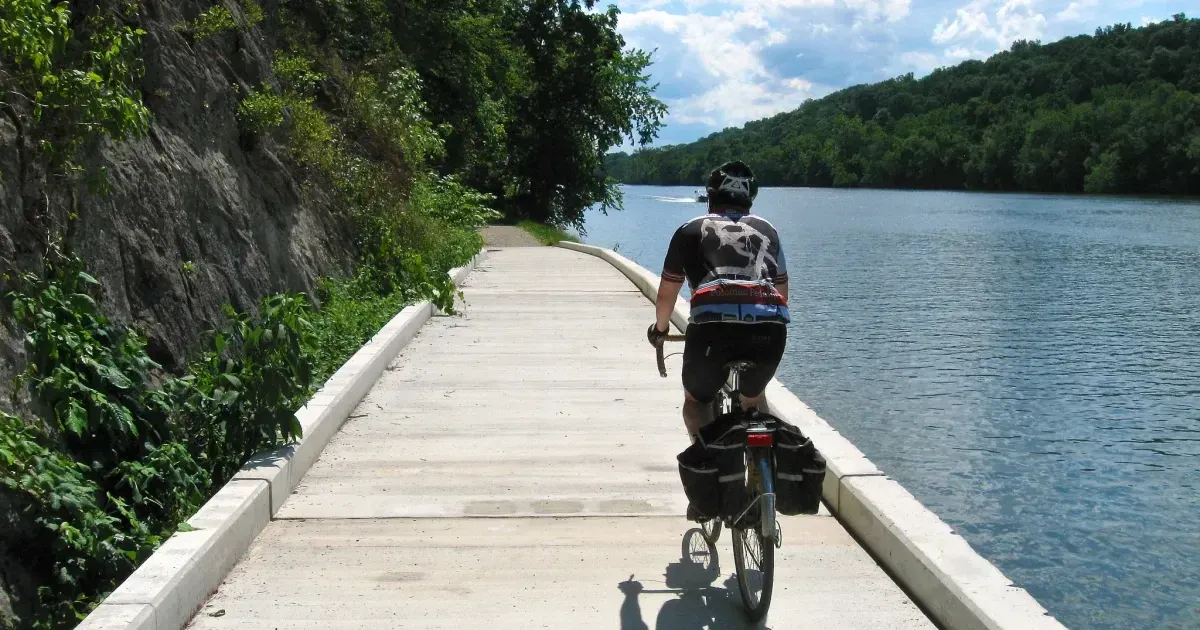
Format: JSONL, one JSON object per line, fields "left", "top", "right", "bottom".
{"left": 1056, "top": 0, "right": 1098, "bottom": 22}
{"left": 932, "top": 0, "right": 1046, "bottom": 50}
{"left": 620, "top": 4, "right": 843, "bottom": 129}
{"left": 631, "top": 0, "right": 909, "bottom": 22}
{"left": 621, "top": 9, "right": 781, "bottom": 82}
{"left": 893, "top": 44, "right": 991, "bottom": 75}
{"left": 898, "top": 51, "right": 941, "bottom": 73}
{"left": 843, "top": 0, "right": 912, "bottom": 22}
{"left": 670, "top": 77, "right": 819, "bottom": 127}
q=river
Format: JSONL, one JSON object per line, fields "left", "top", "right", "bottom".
{"left": 578, "top": 186, "right": 1200, "bottom": 630}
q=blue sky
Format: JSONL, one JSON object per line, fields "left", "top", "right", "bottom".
{"left": 611, "top": 0, "right": 1189, "bottom": 147}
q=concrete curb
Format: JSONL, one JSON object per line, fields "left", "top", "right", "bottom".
{"left": 555, "top": 241, "right": 1066, "bottom": 630}
{"left": 557, "top": 241, "right": 690, "bottom": 331}
{"left": 77, "top": 250, "right": 487, "bottom": 630}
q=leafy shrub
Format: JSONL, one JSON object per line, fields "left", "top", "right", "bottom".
{"left": 9, "top": 254, "right": 178, "bottom": 475}
{"left": 183, "top": 0, "right": 266, "bottom": 40}
{"left": 237, "top": 55, "right": 479, "bottom": 313}
{"left": 345, "top": 68, "right": 445, "bottom": 167}
{"left": 272, "top": 51, "right": 323, "bottom": 96}
{"left": 243, "top": 0, "right": 265, "bottom": 27}
{"left": 0, "top": 414, "right": 141, "bottom": 628}
{"left": 236, "top": 87, "right": 286, "bottom": 132}
{"left": 3, "top": 251, "right": 206, "bottom": 628}
{"left": 0, "top": 0, "right": 150, "bottom": 166}
{"left": 310, "top": 276, "right": 407, "bottom": 382}
{"left": 188, "top": 5, "right": 237, "bottom": 40}
{"left": 1, "top": 253, "right": 317, "bottom": 626}
{"left": 410, "top": 174, "right": 500, "bottom": 229}
{"left": 170, "top": 294, "right": 315, "bottom": 485}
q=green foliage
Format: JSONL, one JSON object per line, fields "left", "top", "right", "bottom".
{"left": 169, "top": 294, "right": 315, "bottom": 485}
{"left": 236, "top": 87, "right": 286, "bottom": 132}
{"left": 309, "top": 276, "right": 408, "bottom": 382}
{"left": 9, "top": 253, "right": 176, "bottom": 474}
{"left": 0, "top": 0, "right": 150, "bottom": 166}
{"left": 410, "top": 175, "right": 500, "bottom": 229}
{"left": 0, "top": 253, "right": 321, "bottom": 627}
{"left": 188, "top": 5, "right": 237, "bottom": 40}
{"left": 607, "top": 16, "right": 1200, "bottom": 195}
{"left": 505, "top": 5, "right": 667, "bottom": 228}
{"left": 345, "top": 68, "right": 445, "bottom": 168}
{"left": 0, "top": 414, "right": 140, "bottom": 628}
{"left": 312, "top": 0, "right": 665, "bottom": 228}
{"left": 272, "top": 51, "right": 323, "bottom": 96}
{"left": 238, "top": 49, "right": 484, "bottom": 312}
{"left": 517, "top": 220, "right": 578, "bottom": 245}
{"left": 1, "top": 2, "right": 663, "bottom": 625}
{"left": 3, "top": 251, "right": 206, "bottom": 627}
{"left": 185, "top": 1, "right": 265, "bottom": 40}
{"left": 243, "top": 0, "right": 265, "bottom": 27}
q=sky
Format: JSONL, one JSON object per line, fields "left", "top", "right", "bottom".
{"left": 611, "top": 0, "right": 1189, "bottom": 147}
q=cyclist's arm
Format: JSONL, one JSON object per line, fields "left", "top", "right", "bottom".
{"left": 657, "top": 222, "right": 690, "bottom": 332}
{"left": 773, "top": 238, "right": 789, "bottom": 303}
{"left": 655, "top": 279, "right": 684, "bottom": 332}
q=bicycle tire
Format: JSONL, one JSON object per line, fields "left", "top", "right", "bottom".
{"left": 732, "top": 450, "right": 775, "bottom": 621}
{"left": 701, "top": 518, "right": 722, "bottom": 544}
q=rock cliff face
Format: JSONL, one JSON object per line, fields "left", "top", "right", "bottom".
{"left": 0, "top": 0, "right": 354, "bottom": 622}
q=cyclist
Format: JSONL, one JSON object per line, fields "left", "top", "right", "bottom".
{"left": 646, "top": 161, "right": 790, "bottom": 439}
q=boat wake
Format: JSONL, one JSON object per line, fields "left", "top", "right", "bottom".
{"left": 646, "top": 195, "right": 701, "bottom": 203}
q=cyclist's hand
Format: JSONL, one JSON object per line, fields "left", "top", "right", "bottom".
{"left": 646, "top": 323, "right": 668, "bottom": 347}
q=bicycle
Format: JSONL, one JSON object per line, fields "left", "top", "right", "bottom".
{"left": 656, "top": 333, "right": 778, "bottom": 622}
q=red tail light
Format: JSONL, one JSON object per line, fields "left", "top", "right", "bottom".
{"left": 747, "top": 432, "right": 773, "bottom": 447}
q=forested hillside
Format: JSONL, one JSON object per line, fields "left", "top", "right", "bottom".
{"left": 0, "top": 0, "right": 661, "bottom": 627}
{"left": 606, "top": 15, "right": 1200, "bottom": 194}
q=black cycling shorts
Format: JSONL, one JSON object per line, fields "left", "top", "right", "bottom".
{"left": 681, "top": 322, "right": 787, "bottom": 403}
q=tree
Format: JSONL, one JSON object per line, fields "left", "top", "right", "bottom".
{"left": 506, "top": 1, "right": 664, "bottom": 228}
{"left": 604, "top": 17, "right": 1200, "bottom": 196}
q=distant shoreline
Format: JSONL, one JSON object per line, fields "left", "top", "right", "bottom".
{"left": 613, "top": 183, "right": 1200, "bottom": 203}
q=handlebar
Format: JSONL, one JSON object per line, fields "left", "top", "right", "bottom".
{"left": 655, "top": 333, "right": 686, "bottom": 377}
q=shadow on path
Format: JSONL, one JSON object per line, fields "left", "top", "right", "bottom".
{"left": 619, "top": 529, "right": 771, "bottom": 630}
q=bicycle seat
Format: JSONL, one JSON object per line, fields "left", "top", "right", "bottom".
{"left": 725, "top": 360, "right": 757, "bottom": 373}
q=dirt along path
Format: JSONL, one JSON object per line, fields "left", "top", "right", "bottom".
{"left": 479, "top": 225, "right": 542, "bottom": 247}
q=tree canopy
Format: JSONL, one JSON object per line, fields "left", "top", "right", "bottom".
{"left": 353, "top": 0, "right": 666, "bottom": 227}
{"left": 605, "top": 15, "right": 1200, "bottom": 195}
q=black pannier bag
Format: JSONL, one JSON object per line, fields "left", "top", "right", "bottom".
{"left": 676, "top": 413, "right": 746, "bottom": 521}
{"left": 773, "top": 420, "right": 827, "bottom": 515}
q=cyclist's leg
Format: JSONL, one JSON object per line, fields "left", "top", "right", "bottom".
{"left": 734, "top": 323, "right": 787, "bottom": 412}
{"left": 681, "top": 323, "right": 729, "bottom": 435}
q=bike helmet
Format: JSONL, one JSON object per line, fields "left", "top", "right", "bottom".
{"left": 705, "top": 160, "right": 758, "bottom": 209}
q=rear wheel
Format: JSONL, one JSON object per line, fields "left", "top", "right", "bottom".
{"left": 732, "top": 450, "right": 775, "bottom": 621}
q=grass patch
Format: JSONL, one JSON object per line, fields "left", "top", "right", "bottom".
{"left": 517, "top": 221, "right": 579, "bottom": 245}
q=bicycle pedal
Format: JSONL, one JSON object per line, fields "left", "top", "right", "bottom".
{"left": 774, "top": 522, "right": 783, "bottom": 548}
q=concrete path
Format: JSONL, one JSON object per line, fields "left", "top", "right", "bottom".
{"left": 188, "top": 247, "right": 934, "bottom": 629}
